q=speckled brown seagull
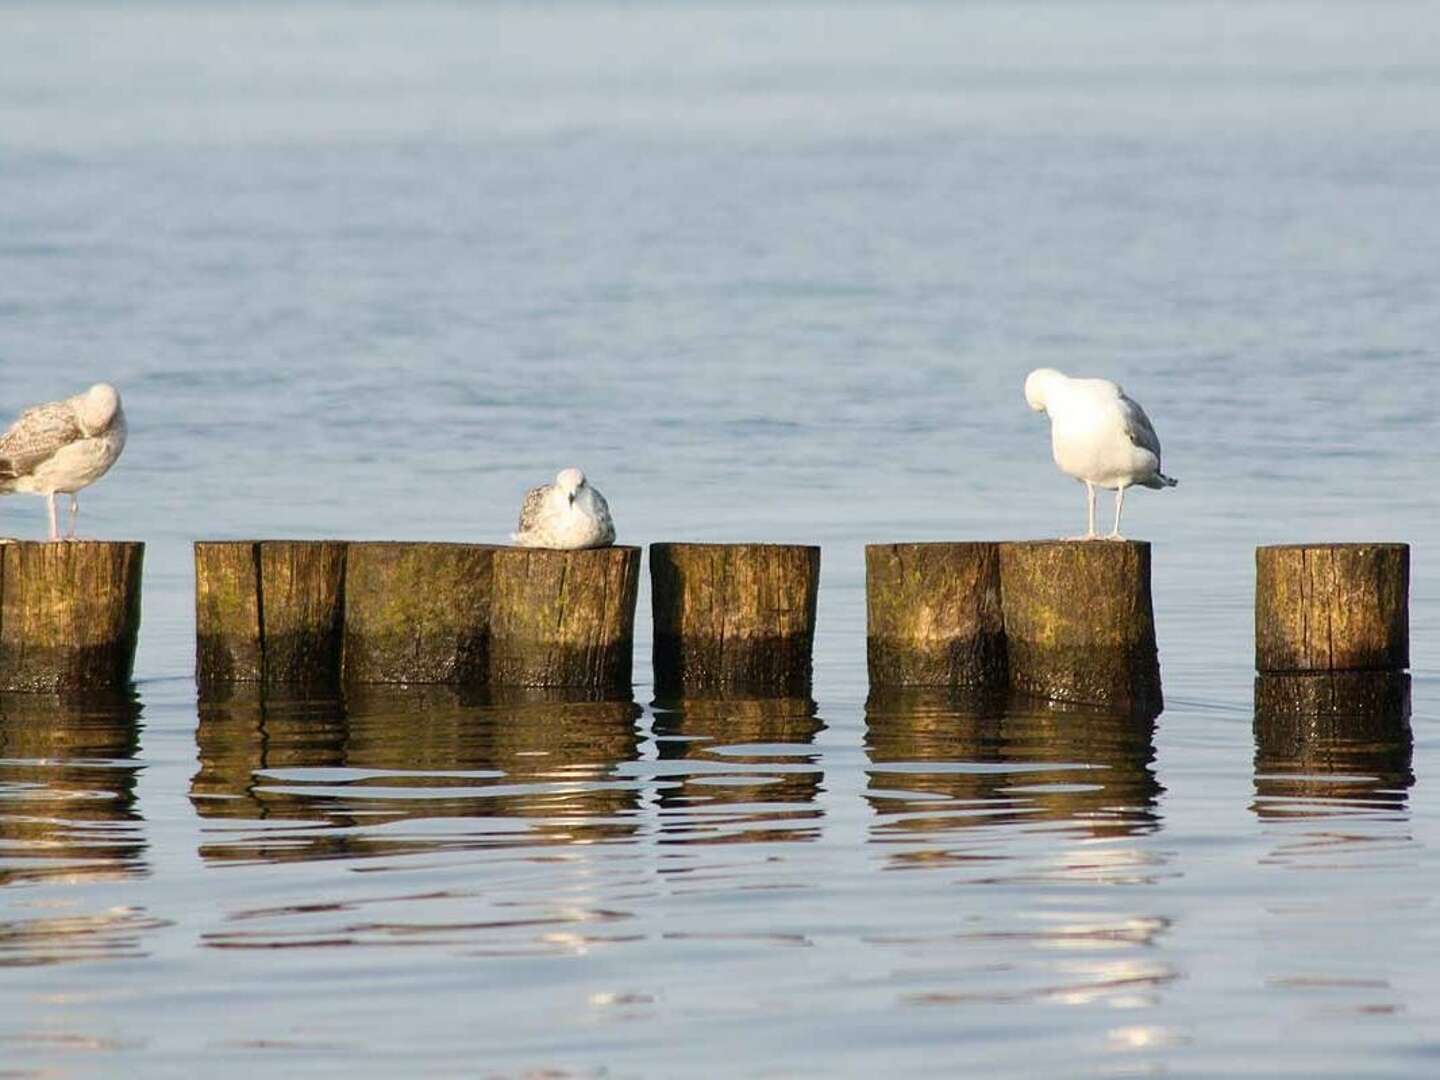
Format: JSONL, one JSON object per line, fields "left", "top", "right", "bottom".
{"left": 0, "top": 383, "right": 128, "bottom": 541}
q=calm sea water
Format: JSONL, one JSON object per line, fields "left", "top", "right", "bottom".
{"left": 2, "top": 1, "right": 1439, "bottom": 1075}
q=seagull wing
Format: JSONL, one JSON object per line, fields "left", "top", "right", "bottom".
{"left": 1118, "top": 392, "right": 1162, "bottom": 461}
{"left": 0, "top": 400, "right": 82, "bottom": 480}
{"left": 516, "top": 484, "right": 550, "bottom": 533}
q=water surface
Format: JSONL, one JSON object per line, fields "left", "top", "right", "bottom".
{"left": 1, "top": 2, "right": 1438, "bottom": 1075}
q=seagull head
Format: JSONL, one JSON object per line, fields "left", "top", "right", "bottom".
{"left": 76, "top": 383, "right": 122, "bottom": 435}
{"left": 555, "top": 467, "right": 587, "bottom": 506}
{"left": 1023, "top": 368, "right": 1065, "bottom": 414}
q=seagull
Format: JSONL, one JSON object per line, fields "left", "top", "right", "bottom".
{"left": 1024, "top": 368, "right": 1177, "bottom": 541}
{"left": 512, "top": 468, "right": 616, "bottom": 549}
{"left": 0, "top": 383, "right": 128, "bottom": 542}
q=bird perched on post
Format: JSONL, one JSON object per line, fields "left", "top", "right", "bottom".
{"left": 1024, "top": 368, "right": 1177, "bottom": 541}
{"left": 0, "top": 383, "right": 128, "bottom": 542}
{"left": 512, "top": 467, "right": 616, "bottom": 549}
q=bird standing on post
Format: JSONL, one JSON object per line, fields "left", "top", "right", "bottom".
{"left": 0, "top": 383, "right": 128, "bottom": 542}
{"left": 512, "top": 467, "right": 616, "bottom": 549}
{"left": 1024, "top": 368, "right": 1177, "bottom": 541}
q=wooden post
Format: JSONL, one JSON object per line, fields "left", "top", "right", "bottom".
{"left": 650, "top": 543, "right": 820, "bottom": 697}
{"left": 488, "top": 546, "right": 640, "bottom": 690}
{"left": 865, "top": 542, "right": 1005, "bottom": 689}
{"left": 343, "top": 542, "right": 495, "bottom": 685}
{"left": 195, "top": 541, "right": 347, "bottom": 689}
{"left": 1254, "top": 672, "right": 1411, "bottom": 723}
{"left": 0, "top": 541, "right": 144, "bottom": 692}
{"left": 996, "top": 540, "right": 1161, "bottom": 713}
{"left": 1255, "top": 544, "right": 1409, "bottom": 673}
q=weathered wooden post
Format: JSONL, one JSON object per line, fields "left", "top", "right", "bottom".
{"left": 650, "top": 543, "right": 820, "bottom": 697}
{"left": 1255, "top": 544, "right": 1408, "bottom": 674}
{"left": 997, "top": 540, "right": 1162, "bottom": 713}
{"left": 1254, "top": 671, "right": 1411, "bottom": 722}
{"left": 1254, "top": 543, "right": 1409, "bottom": 720}
{"left": 342, "top": 542, "right": 495, "bottom": 685}
{"left": 865, "top": 542, "right": 1006, "bottom": 689}
{"left": 488, "top": 546, "right": 640, "bottom": 690}
{"left": 0, "top": 541, "right": 144, "bottom": 692}
{"left": 195, "top": 541, "right": 347, "bottom": 689}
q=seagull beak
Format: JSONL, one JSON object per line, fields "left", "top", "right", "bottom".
{"left": 568, "top": 492, "right": 576, "bottom": 506}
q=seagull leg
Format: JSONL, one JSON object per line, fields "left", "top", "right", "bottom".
{"left": 68, "top": 494, "right": 79, "bottom": 540}
{"left": 1107, "top": 485, "right": 1127, "bottom": 540}
{"left": 1068, "top": 482, "right": 1098, "bottom": 541}
{"left": 46, "top": 492, "right": 59, "bottom": 542}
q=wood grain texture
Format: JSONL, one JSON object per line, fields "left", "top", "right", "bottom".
{"left": 0, "top": 541, "right": 144, "bottom": 692}
{"left": 650, "top": 543, "right": 820, "bottom": 696}
{"left": 997, "top": 540, "right": 1161, "bottom": 713}
{"left": 1254, "top": 671, "right": 1411, "bottom": 722}
{"left": 865, "top": 542, "right": 1006, "bottom": 689}
{"left": 489, "top": 546, "right": 640, "bottom": 690}
{"left": 343, "top": 542, "right": 496, "bottom": 685}
{"left": 257, "top": 541, "right": 348, "bottom": 688}
{"left": 195, "top": 541, "right": 262, "bottom": 684}
{"left": 1255, "top": 544, "right": 1409, "bottom": 673}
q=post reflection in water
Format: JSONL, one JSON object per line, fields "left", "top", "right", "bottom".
{"left": 191, "top": 685, "right": 644, "bottom": 865}
{"left": 865, "top": 688, "right": 1163, "bottom": 878}
{"left": 651, "top": 695, "right": 824, "bottom": 847}
{"left": 0, "top": 690, "right": 160, "bottom": 967}
{"left": 1251, "top": 678, "right": 1415, "bottom": 864}
{"left": 861, "top": 689, "right": 1174, "bottom": 1012}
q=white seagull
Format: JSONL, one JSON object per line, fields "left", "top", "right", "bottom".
{"left": 512, "top": 468, "right": 616, "bottom": 549}
{"left": 1024, "top": 368, "right": 1177, "bottom": 541}
{"left": 0, "top": 383, "right": 128, "bottom": 542}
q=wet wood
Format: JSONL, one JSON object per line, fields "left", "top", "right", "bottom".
{"left": 195, "top": 542, "right": 263, "bottom": 683}
{"left": 1255, "top": 543, "right": 1408, "bottom": 673}
{"left": 488, "top": 546, "right": 640, "bottom": 690}
{"left": 194, "top": 541, "right": 346, "bottom": 689}
{"left": 650, "top": 543, "right": 820, "bottom": 696}
{"left": 1254, "top": 671, "right": 1411, "bottom": 722}
{"left": 996, "top": 540, "right": 1161, "bottom": 713}
{"left": 865, "top": 542, "right": 1006, "bottom": 689}
{"left": 343, "top": 542, "right": 495, "bottom": 685}
{"left": 0, "top": 541, "right": 144, "bottom": 692}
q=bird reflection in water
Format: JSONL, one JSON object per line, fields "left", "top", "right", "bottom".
{"left": 0, "top": 690, "right": 162, "bottom": 968}
{"left": 651, "top": 695, "right": 824, "bottom": 847}
{"left": 191, "top": 685, "right": 643, "bottom": 865}
{"left": 865, "top": 688, "right": 1163, "bottom": 882}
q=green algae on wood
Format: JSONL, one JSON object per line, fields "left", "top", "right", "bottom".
{"left": 194, "top": 540, "right": 345, "bottom": 689}
{"left": 650, "top": 543, "right": 820, "bottom": 697}
{"left": 488, "top": 545, "right": 641, "bottom": 690}
{"left": 343, "top": 542, "right": 496, "bottom": 685}
{"left": 865, "top": 542, "right": 1006, "bottom": 690}
{"left": 0, "top": 541, "right": 144, "bottom": 692}
{"left": 996, "top": 540, "right": 1161, "bottom": 713}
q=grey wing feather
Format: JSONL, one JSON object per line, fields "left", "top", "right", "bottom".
{"left": 516, "top": 484, "right": 550, "bottom": 532}
{"left": 0, "top": 401, "right": 81, "bottom": 479}
{"left": 1118, "top": 393, "right": 1162, "bottom": 460}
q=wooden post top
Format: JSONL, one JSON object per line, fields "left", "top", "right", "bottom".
{"left": 1257, "top": 542, "right": 1408, "bottom": 553}
{"left": 652, "top": 542, "right": 817, "bottom": 552}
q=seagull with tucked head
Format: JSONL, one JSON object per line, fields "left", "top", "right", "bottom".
{"left": 0, "top": 383, "right": 127, "bottom": 542}
{"left": 1024, "top": 368, "right": 1177, "bottom": 541}
{"left": 512, "top": 467, "right": 616, "bottom": 549}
